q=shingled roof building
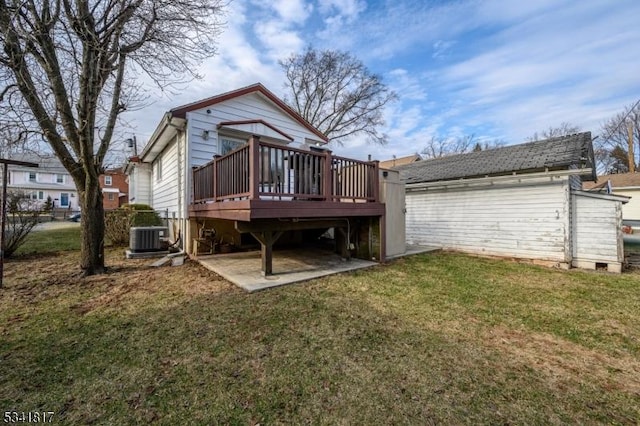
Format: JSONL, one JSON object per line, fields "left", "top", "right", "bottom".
{"left": 399, "top": 132, "right": 596, "bottom": 184}
{"left": 397, "top": 132, "right": 628, "bottom": 273}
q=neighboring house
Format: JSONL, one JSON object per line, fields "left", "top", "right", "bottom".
{"left": 100, "top": 168, "right": 128, "bottom": 210}
{"left": 397, "top": 132, "right": 629, "bottom": 272}
{"left": 6, "top": 154, "right": 78, "bottom": 210}
{"left": 379, "top": 153, "right": 422, "bottom": 170}
{"left": 584, "top": 173, "right": 640, "bottom": 221}
{"left": 129, "top": 83, "right": 401, "bottom": 274}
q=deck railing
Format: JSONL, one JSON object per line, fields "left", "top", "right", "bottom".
{"left": 192, "top": 136, "right": 379, "bottom": 204}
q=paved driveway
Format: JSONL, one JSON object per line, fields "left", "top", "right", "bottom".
{"left": 32, "top": 221, "right": 81, "bottom": 232}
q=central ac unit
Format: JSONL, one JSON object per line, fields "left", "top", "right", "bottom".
{"left": 130, "top": 226, "right": 168, "bottom": 252}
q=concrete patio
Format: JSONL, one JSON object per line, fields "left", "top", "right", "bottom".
{"left": 195, "top": 245, "right": 439, "bottom": 292}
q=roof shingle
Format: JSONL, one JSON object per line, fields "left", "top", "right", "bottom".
{"left": 583, "top": 172, "right": 640, "bottom": 189}
{"left": 397, "top": 132, "right": 594, "bottom": 184}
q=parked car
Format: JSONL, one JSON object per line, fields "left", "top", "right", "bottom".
{"left": 68, "top": 213, "right": 81, "bottom": 222}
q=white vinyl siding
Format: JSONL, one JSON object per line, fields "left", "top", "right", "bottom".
{"left": 406, "top": 178, "right": 570, "bottom": 262}
{"left": 607, "top": 188, "right": 640, "bottom": 221}
{"left": 152, "top": 139, "right": 178, "bottom": 211}
{"left": 187, "top": 92, "right": 323, "bottom": 168}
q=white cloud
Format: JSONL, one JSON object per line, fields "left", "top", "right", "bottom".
{"left": 432, "top": 40, "right": 455, "bottom": 59}
{"left": 387, "top": 69, "right": 428, "bottom": 101}
{"left": 254, "top": 20, "right": 305, "bottom": 61}
{"left": 433, "top": 0, "right": 640, "bottom": 141}
{"left": 119, "top": 0, "right": 640, "bottom": 163}
{"left": 270, "top": 0, "right": 313, "bottom": 23}
{"left": 318, "top": 0, "right": 366, "bottom": 20}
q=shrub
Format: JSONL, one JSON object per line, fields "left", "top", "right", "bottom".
{"left": 104, "top": 204, "right": 163, "bottom": 246}
{"left": 4, "top": 191, "right": 40, "bottom": 257}
{"left": 43, "top": 196, "right": 53, "bottom": 212}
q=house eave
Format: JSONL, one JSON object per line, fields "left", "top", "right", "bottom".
{"left": 139, "top": 114, "right": 186, "bottom": 163}
{"left": 169, "top": 83, "right": 329, "bottom": 143}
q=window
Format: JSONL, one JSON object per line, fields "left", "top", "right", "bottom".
{"left": 29, "top": 172, "right": 36, "bottom": 182}
{"left": 56, "top": 174, "right": 64, "bottom": 183}
{"left": 155, "top": 158, "right": 162, "bottom": 181}
{"left": 30, "top": 191, "right": 37, "bottom": 200}
{"left": 38, "top": 191, "right": 44, "bottom": 200}
{"left": 104, "top": 175, "right": 112, "bottom": 186}
{"left": 220, "top": 137, "right": 246, "bottom": 155}
{"left": 108, "top": 193, "right": 115, "bottom": 201}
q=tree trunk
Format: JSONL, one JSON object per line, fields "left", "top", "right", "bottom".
{"left": 79, "top": 178, "right": 105, "bottom": 275}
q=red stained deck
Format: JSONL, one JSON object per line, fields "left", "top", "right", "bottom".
{"left": 189, "top": 136, "right": 385, "bottom": 220}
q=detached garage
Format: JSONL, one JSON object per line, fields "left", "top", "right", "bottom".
{"left": 397, "top": 132, "right": 628, "bottom": 272}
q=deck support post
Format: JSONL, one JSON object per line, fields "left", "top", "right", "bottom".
{"left": 372, "top": 160, "right": 380, "bottom": 202}
{"left": 250, "top": 230, "right": 283, "bottom": 276}
{"left": 335, "top": 225, "right": 352, "bottom": 260}
{"left": 248, "top": 136, "right": 260, "bottom": 200}
{"left": 323, "top": 149, "right": 333, "bottom": 201}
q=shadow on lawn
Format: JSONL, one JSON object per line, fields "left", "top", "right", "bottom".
{"left": 1, "top": 261, "right": 639, "bottom": 425}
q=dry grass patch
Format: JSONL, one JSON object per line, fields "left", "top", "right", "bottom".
{"left": 1, "top": 250, "right": 639, "bottom": 424}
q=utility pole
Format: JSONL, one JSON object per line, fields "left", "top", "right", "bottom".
{"left": 628, "top": 121, "right": 635, "bottom": 173}
{"left": 127, "top": 135, "right": 138, "bottom": 156}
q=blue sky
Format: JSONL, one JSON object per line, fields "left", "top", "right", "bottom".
{"left": 124, "top": 0, "right": 640, "bottom": 161}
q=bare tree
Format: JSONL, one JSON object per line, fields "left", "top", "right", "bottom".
{"left": 421, "top": 134, "right": 503, "bottom": 159}
{"left": 528, "top": 122, "right": 581, "bottom": 142}
{"left": 0, "top": 0, "right": 225, "bottom": 275}
{"left": 280, "top": 47, "right": 397, "bottom": 145}
{"left": 596, "top": 100, "right": 640, "bottom": 174}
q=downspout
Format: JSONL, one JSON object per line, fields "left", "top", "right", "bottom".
{"left": 168, "top": 117, "right": 186, "bottom": 252}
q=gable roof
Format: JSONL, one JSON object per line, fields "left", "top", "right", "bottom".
{"left": 583, "top": 172, "right": 640, "bottom": 190}
{"left": 398, "top": 132, "right": 595, "bottom": 185}
{"left": 379, "top": 153, "right": 422, "bottom": 170}
{"left": 8, "top": 153, "right": 67, "bottom": 174}
{"left": 169, "top": 83, "right": 328, "bottom": 143}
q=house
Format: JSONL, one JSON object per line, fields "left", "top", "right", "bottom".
{"left": 100, "top": 168, "right": 128, "bottom": 210}
{"left": 6, "top": 154, "right": 78, "bottom": 211}
{"left": 583, "top": 172, "right": 640, "bottom": 222}
{"left": 397, "top": 132, "right": 629, "bottom": 272}
{"left": 129, "top": 83, "right": 402, "bottom": 274}
{"left": 379, "top": 153, "right": 422, "bottom": 170}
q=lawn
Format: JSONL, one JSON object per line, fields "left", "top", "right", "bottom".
{"left": 1, "top": 248, "right": 639, "bottom": 424}
{"left": 15, "top": 225, "right": 82, "bottom": 256}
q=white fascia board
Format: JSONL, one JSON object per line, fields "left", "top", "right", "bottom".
{"left": 572, "top": 189, "right": 630, "bottom": 204}
{"left": 140, "top": 114, "right": 186, "bottom": 162}
{"left": 405, "top": 168, "right": 593, "bottom": 192}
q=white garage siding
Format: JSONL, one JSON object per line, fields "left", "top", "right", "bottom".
{"left": 571, "top": 192, "right": 624, "bottom": 267}
{"left": 406, "top": 178, "right": 571, "bottom": 262}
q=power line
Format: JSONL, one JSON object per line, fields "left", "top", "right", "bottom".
{"left": 600, "top": 97, "right": 640, "bottom": 145}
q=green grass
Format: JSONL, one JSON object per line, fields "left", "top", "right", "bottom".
{"left": 15, "top": 226, "right": 82, "bottom": 256}
{"left": 1, "top": 250, "right": 639, "bottom": 424}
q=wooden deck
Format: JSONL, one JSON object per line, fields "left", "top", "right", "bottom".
{"left": 189, "top": 136, "right": 384, "bottom": 220}
{"left": 189, "top": 136, "right": 386, "bottom": 276}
